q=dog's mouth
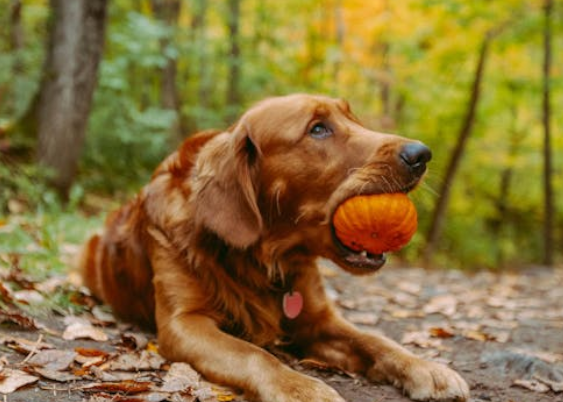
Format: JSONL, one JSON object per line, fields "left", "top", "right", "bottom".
{"left": 331, "top": 230, "right": 387, "bottom": 273}
{"left": 324, "top": 163, "right": 427, "bottom": 274}
{"left": 328, "top": 184, "right": 419, "bottom": 274}
{"left": 329, "top": 194, "right": 390, "bottom": 274}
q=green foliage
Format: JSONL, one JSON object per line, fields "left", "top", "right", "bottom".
{"left": 82, "top": 9, "right": 176, "bottom": 192}
{"left": 0, "top": 0, "right": 561, "bottom": 269}
{"left": 0, "top": 209, "right": 100, "bottom": 317}
{"left": 0, "top": 0, "right": 47, "bottom": 119}
{"left": 0, "top": 211, "right": 102, "bottom": 279}
{"left": 0, "top": 162, "right": 55, "bottom": 215}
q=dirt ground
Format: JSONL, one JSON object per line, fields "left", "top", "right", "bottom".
{"left": 1, "top": 262, "right": 562, "bottom": 402}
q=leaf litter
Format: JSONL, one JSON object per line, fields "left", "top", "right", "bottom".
{"left": 0, "top": 262, "right": 562, "bottom": 402}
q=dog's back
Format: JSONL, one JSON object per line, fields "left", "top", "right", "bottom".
{"left": 80, "top": 130, "right": 220, "bottom": 328}
{"left": 80, "top": 200, "right": 156, "bottom": 328}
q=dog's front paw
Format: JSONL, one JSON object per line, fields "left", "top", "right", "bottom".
{"left": 260, "top": 368, "right": 346, "bottom": 402}
{"left": 401, "top": 359, "right": 469, "bottom": 401}
{"left": 369, "top": 357, "right": 469, "bottom": 401}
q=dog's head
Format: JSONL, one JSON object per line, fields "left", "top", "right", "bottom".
{"left": 192, "top": 94, "right": 431, "bottom": 274}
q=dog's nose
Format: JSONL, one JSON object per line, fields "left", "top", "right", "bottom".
{"left": 399, "top": 142, "right": 432, "bottom": 172}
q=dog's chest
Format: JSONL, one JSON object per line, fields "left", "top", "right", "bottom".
{"left": 217, "top": 272, "right": 303, "bottom": 347}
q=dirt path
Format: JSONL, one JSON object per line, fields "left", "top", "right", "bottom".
{"left": 1, "top": 263, "right": 562, "bottom": 402}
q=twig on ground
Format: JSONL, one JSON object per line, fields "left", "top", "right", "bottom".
{"left": 20, "top": 333, "right": 44, "bottom": 364}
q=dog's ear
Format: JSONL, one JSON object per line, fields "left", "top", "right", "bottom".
{"left": 193, "top": 122, "right": 263, "bottom": 248}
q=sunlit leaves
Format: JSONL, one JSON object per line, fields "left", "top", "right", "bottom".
{"left": 0, "top": 0, "right": 561, "bottom": 266}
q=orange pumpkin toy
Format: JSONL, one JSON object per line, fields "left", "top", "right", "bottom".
{"left": 333, "top": 193, "right": 418, "bottom": 255}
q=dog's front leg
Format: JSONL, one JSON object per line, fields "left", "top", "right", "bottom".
{"left": 294, "top": 309, "right": 469, "bottom": 401}
{"left": 157, "top": 312, "right": 347, "bottom": 402}
{"left": 289, "top": 269, "right": 469, "bottom": 401}
{"left": 150, "top": 265, "right": 344, "bottom": 402}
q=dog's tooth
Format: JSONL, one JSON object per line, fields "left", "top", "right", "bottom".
{"left": 361, "top": 250, "right": 368, "bottom": 258}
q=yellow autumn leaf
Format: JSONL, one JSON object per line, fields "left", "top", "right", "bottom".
{"left": 217, "top": 395, "right": 236, "bottom": 402}
{"left": 146, "top": 341, "right": 159, "bottom": 353}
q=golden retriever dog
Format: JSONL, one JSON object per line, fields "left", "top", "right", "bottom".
{"left": 81, "top": 94, "right": 469, "bottom": 401}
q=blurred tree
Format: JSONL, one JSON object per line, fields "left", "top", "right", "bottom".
{"left": 423, "top": 32, "right": 493, "bottom": 266}
{"left": 2, "top": 0, "right": 24, "bottom": 121}
{"left": 332, "top": 0, "right": 344, "bottom": 88}
{"left": 150, "top": 0, "right": 184, "bottom": 142}
{"left": 35, "top": 0, "right": 108, "bottom": 198}
{"left": 541, "top": 0, "right": 554, "bottom": 266}
{"left": 226, "top": 0, "right": 242, "bottom": 121}
{"left": 9, "top": 0, "right": 23, "bottom": 76}
{"left": 376, "top": 0, "right": 395, "bottom": 131}
{"left": 194, "top": 0, "right": 209, "bottom": 109}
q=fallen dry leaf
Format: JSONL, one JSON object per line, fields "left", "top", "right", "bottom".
{"left": 80, "top": 355, "right": 107, "bottom": 369}
{"left": 513, "top": 378, "right": 550, "bottom": 393}
{"left": 13, "top": 289, "right": 45, "bottom": 304}
{"left": 0, "top": 308, "right": 38, "bottom": 329}
{"left": 534, "top": 375, "right": 563, "bottom": 392}
{"left": 159, "top": 362, "right": 200, "bottom": 392}
{"left": 401, "top": 331, "right": 443, "bottom": 349}
{"left": 337, "top": 298, "right": 358, "bottom": 310}
{"left": 345, "top": 311, "right": 379, "bottom": 326}
{"left": 217, "top": 393, "right": 237, "bottom": 402}
{"left": 106, "top": 350, "right": 165, "bottom": 371}
{"left": 391, "top": 292, "right": 419, "bottom": 308}
{"left": 487, "top": 296, "right": 518, "bottom": 310}
{"left": 1, "top": 335, "right": 54, "bottom": 354}
{"left": 133, "top": 391, "right": 187, "bottom": 402}
{"left": 510, "top": 348, "right": 563, "bottom": 364}
{"left": 28, "top": 349, "right": 77, "bottom": 371}
{"left": 91, "top": 305, "right": 117, "bottom": 325}
{"left": 63, "top": 320, "right": 108, "bottom": 341}
{"left": 79, "top": 380, "right": 153, "bottom": 394}
{"left": 396, "top": 282, "right": 421, "bottom": 296}
{"left": 0, "top": 368, "right": 39, "bottom": 393}
{"left": 429, "top": 327, "right": 455, "bottom": 339}
{"left": 488, "top": 330, "right": 511, "bottom": 343}
{"left": 0, "top": 282, "right": 16, "bottom": 305}
{"left": 298, "top": 358, "right": 354, "bottom": 378}
{"left": 119, "top": 332, "right": 149, "bottom": 350}
{"left": 464, "top": 305, "right": 485, "bottom": 319}
{"left": 32, "top": 367, "right": 78, "bottom": 382}
{"left": 386, "top": 308, "right": 425, "bottom": 319}
{"left": 34, "top": 276, "right": 68, "bottom": 294}
{"left": 76, "top": 347, "right": 111, "bottom": 358}
{"left": 89, "top": 366, "right": 156, "bottom": 382}
{"left": 423, "top": 294, "right": 458, "bottom": 317}
{"left": 146, "top": 341, "right": 159, "bottom": 354}
{"left": 199, "top": 382, "right": 228, "bottom": 402}
{"left": 462, "top": 329, "right": 495, "bottom": 342}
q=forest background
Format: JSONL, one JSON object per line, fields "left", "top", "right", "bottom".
{"left": 0, "top": 0, "right": 561, "bottom": 273}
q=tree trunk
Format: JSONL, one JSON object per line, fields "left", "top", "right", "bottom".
{"left": 150, "top": 0, "right": 184, "bottom": 143}
{"left": 226, "top": 0, "right": 242, "bottom": 122}
{"left": 5, "top": 0, "right": 24, "bottom": 118}
{"left": 192, "top": 0, "right": 209, "bottom": 126}
{"left": 36, "top": 0, "right": 108, "bottom": 198}
{"left": 541, "top": 0, "right": 554, "bottom": 266}
{"left": 332, "top": 0, "right": 344, "bottom": 90}
{"left": 9, "top": 0, "right": 24, "bottom": 75}
{"left": 378, "top": 0, "right": 394, "bottom": 131}
{"left": 378, "top": 41, "right": 395, "bottom": 131}
{"left": 423, "top": 34, "right": 492, "bottom": 266}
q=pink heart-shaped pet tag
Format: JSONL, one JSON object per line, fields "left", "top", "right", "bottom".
{"left": 283, "top": 291, "right": 303, "bottom": 319}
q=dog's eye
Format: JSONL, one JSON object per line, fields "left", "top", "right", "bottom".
{"left": 309, "top": 123, "right": 333, "bottom": 139}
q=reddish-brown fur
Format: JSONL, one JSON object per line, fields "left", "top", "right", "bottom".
{"left": 81, "top": 94, "right": 469, "bottom": 402}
